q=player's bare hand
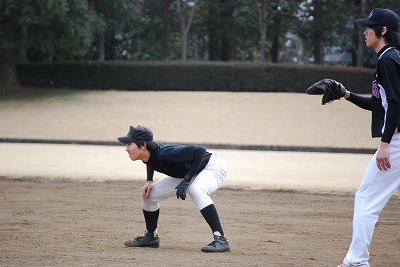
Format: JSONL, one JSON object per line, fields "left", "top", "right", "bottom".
{"left": 376, "top": 142, "right": 391, "bottom": 171}
{"left": 142, "top": 181, "right": 153, "bottom": 199}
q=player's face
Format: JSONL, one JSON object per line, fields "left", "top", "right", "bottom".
{"left": 126, "top": 142, "right": 146, "bottom": 161}
{"left": 363, "top": 27, "right": 379, "bottom": 49}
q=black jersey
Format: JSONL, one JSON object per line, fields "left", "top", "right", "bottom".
{"left": 144, "top": 144, "right": 212, "bottom": 181}
{"left": 347, "top": 46, "right": 400, "bottom": 143}
{"left": 372, "top": 46, "right": 400, "bottom": 142}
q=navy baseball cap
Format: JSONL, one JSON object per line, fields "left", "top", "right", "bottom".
{"left": 117, "top": 125, "right": 153, "bottom": 144}
{"left": 356, "top": 8, "right": 400, "bottom": 31}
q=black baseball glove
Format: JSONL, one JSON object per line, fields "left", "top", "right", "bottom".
{"left": 175, "top": 175, "right": 191, "bottom": 200}
{"left": 306, "top": 78, "right": 346, "bottom": 105}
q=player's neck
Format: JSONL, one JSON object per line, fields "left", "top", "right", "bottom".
{"left": 374, "top": 41, "right": 389, "bottom": 54}
{"left": 141, "top": 150, "right": 151, "bottom": 163}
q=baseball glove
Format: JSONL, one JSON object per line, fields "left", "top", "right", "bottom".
{"left": 306, "top": 79, "right": 346, "bottom": 105}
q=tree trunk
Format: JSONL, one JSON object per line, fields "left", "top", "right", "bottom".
{"left": 313, "top": 0, "right": 323, "bottom": 64}
{"left": 314, "top": 41, "right": 323, "bottom": 64}
{"left": 270, "top": 16, "right": 280, "bottom": 63}
{"left": 160, "top": 0, "right": 173, "bottom": 61}
{"left": 296, "top": 37, "right": 304, "bottom": 64}
{"left": 256, "top": 1, "right": 267, "bottom": 62}
{"left": 219, "top": 0, "right": 236, "bottom": 61}
{"left": 0, "top": 48, "right": 18, "bottom": 89}
{"left": 18, "top": 25, "right": 28, "bottom": 64}
{"left": 207, "top": 3, "right": 220, "bottom": 61}
{"left": 356, "top": 0, "right": 367, "bottom": 67}
{"left": 97, "top": 33, "right": 105, "bottom": 61}
{"left": 259, "top": 35, "right": 266, "bottom": 61}
{"left": 178, "top": 0, "right": 187, "bottom": 61}
{"left": 177, "top": 0, "right": 197, "bottom": 61}
{"left": 180, "top": 27, "right": 188, "bottom": 61}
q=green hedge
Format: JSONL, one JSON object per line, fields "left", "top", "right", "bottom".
{"left": 16, "top": 61, "right": 373, "bottom": 94}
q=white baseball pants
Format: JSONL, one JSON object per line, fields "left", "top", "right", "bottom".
{"left": 343, "top": 133, "right": 400, "bottom": 267}
{"left": 141, "top": 154, "right": 227, "bottom": 212}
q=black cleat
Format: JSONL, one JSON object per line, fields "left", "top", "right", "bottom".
{"left": 201, "top": 235, "right": 230, "bottom": 253}
{"left": 124, "top": 231, "right": 160, "bottom": 248}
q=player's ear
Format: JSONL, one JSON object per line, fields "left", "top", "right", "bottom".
{"left": 381, "top": 26, "right": 387, "bottom": 36}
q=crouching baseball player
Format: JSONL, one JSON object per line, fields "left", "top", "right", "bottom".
{"left": 117, "top": 125, "right": 230, "bottom": 253}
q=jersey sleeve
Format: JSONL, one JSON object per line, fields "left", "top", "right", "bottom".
{"left": 185, "top": 146, "right": 207, "bottom": 178}
{"left": 146, "top": 164, "right": 155, "bottom": 181}
{"left": 145, "top": 152, "right": 156, "bottom": 181}
{"left": 347, "top": 92, "right": 372, "bottom": 111}
{"left": 381, "top": 100, "right": 400, "bottom": 143}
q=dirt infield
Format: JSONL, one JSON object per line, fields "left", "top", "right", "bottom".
{"left": 1, "top": 179, "right": 399, "bottom": 267}
{"left": 1, "top": 90, "right": 399, "bottom": 266}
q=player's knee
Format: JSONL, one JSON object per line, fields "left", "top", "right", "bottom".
{"left": 188, "top": 184, "right": 212, "bottom": 209}
{"left": 188, "top": 183, "right": 208, "bottom": 198}
{"left": 141, "top": 197, "right": 160, "bottom": 212}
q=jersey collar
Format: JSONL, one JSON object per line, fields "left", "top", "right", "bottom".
{"left": 377, "top": 44, "right": 392, "bottom": 59}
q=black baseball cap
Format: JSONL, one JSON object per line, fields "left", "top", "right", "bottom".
{"left": 356, "top": 8, "right": 400, "bottom": 31}
{"left": 117, "top": 125, "right": 153, "bottom": 144}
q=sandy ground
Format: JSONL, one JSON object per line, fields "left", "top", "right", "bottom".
{"left": 1, "top": 90, "right": 399, "bottom": 266}
{"left": 0, "top": 143, "right": 372, "bottom": 193}
{"left": 0, "top": 90, "right": 379, "bottom": 148}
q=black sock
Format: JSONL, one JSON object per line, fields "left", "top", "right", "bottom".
{"left": 143, "top": 209, "right": 159, "bottom": 235}
{"left": 200, "top": 204, "right": 224, "bottom": 236}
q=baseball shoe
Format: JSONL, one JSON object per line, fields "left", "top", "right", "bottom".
{"left": 336, "top": 264, "right": 350, "bottom": 267}
{"left": 124, "top": 231, "right": 160, "bottom": 248}
{"left": 201, "top": 235, "right": 230, "bottom": 253}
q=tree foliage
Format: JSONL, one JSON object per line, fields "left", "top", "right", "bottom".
{"left": 2, "top": 0, "right": 400, "bottom": 87}
{"left": 0, "top": 0, "right": 97, "bottom": 61}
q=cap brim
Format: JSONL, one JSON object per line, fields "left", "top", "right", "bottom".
{"left": 356, "top": 18, "right": 375, "bottom": 27}
{"left": 117, "top": 136, "right": 134, "bottom": 144}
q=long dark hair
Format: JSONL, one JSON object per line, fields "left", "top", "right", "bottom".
{"left": 134, "top": 140, "right": 160, "bottom": 151}
{"left": 371, "top": 25, "right": 400, "bottom": 49}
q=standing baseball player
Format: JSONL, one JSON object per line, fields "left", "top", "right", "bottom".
{"left": 308, "top": 8, "right": 400, "bottom": 267}
{"left": 117, "top": 125, "right": 230, "bottom": 253}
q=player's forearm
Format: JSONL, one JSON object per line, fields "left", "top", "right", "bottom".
{"left": 345, "top": 91, "right": 373, "bottom": 111}
{"left": 146, "top": 166, "right": 155, "bottom": 181}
